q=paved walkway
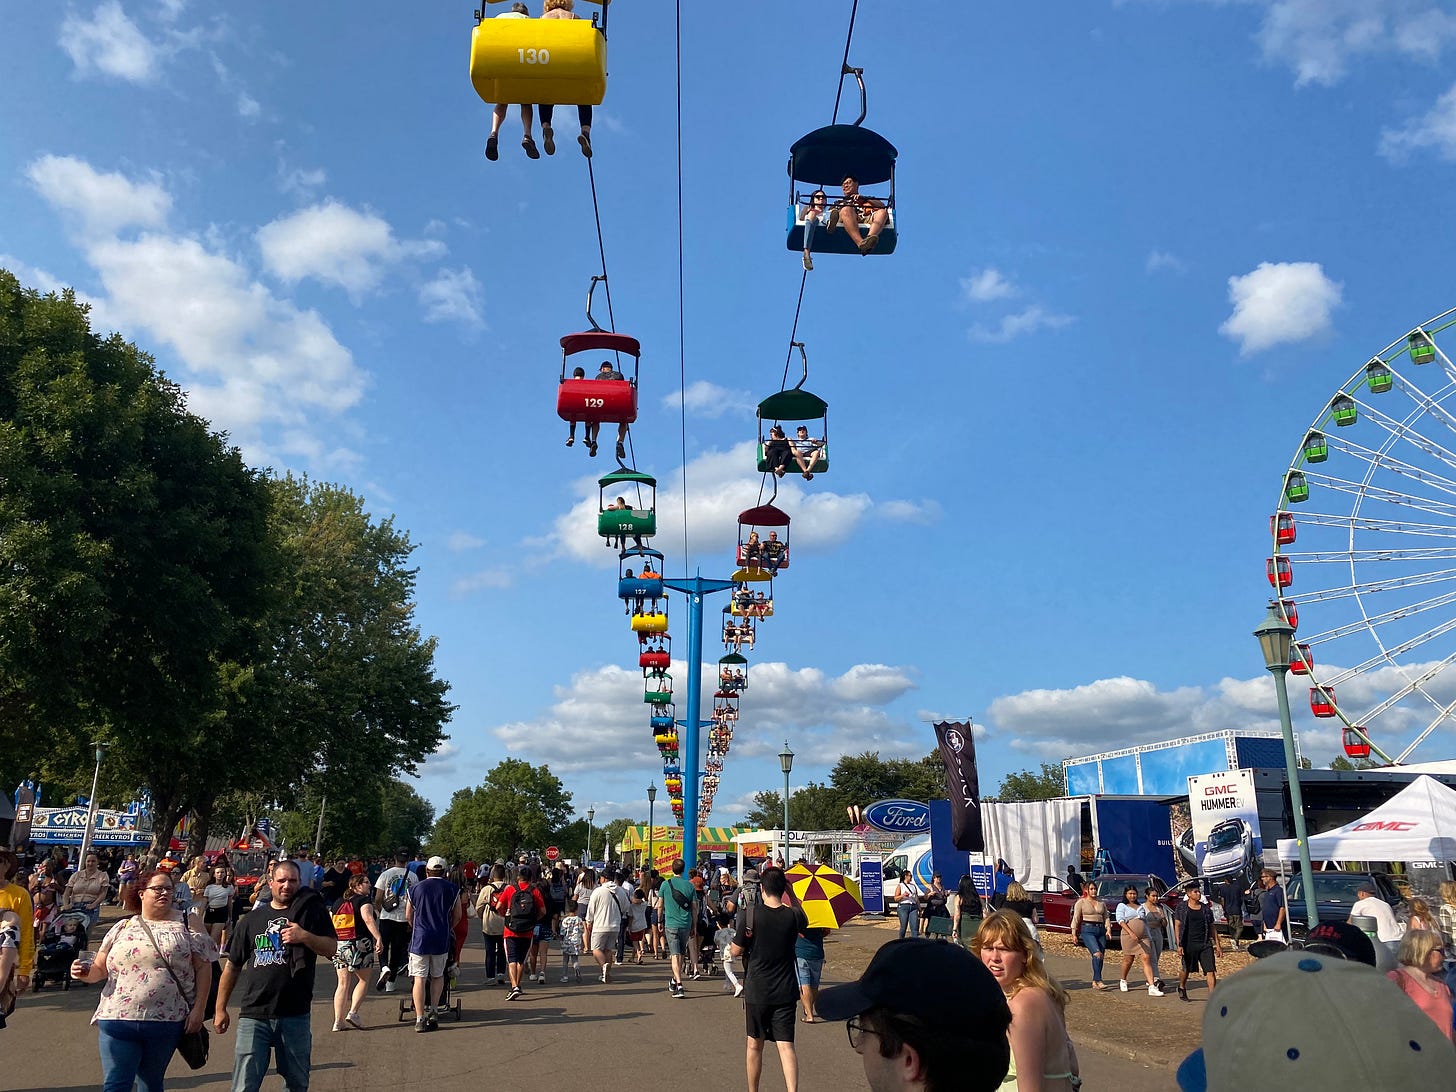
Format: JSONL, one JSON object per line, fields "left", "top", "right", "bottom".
{"left": 14, "top": 911, "right": 1182, "bottom": 1091}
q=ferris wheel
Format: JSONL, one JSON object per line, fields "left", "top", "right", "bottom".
{"left": 1269, "top": 307, "right": 1456, "bottom": 765}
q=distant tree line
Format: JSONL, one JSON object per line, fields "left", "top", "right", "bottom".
{"left": 0, "top": 271, "right": 454, "bottom": 853}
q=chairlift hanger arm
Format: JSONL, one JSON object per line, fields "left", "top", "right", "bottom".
{"left": 841, "top": 64, "right": 866, "bottom": 127}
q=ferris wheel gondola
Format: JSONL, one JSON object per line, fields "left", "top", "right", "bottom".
{"left": 1267, "top": 307, "right": 1456, "bottom": 764}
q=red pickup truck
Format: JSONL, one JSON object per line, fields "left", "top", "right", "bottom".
{"left": 1039, "top": 874, "right": 1223, "bottom": 945}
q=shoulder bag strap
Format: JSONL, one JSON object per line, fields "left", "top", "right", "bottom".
{"left": 136, "top": 915, "right": 195, "bottom": 1006}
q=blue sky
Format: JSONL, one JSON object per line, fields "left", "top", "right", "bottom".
{"left": 5, "top": 1, "right": 1456, "bottom": 831}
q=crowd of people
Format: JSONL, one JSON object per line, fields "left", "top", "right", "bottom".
{"left": 8, "top": 839, "right": 1456, "bottom": 1090}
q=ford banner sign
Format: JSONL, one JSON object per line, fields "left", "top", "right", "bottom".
{"left": 863, "top": 799, "right": 931, "bottom": 835}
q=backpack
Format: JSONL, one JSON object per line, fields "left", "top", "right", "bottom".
{"left": 505, "top": 885, "right": 538, "bottom": 932}
{"left": 477, "top": 882, "right": 505, "bottom": 933}
{"left": 381, "top": 869, "right": 408, "bottom": 912}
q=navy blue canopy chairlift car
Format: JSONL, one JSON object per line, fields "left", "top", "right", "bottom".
{"left": 786, "top": 66, "right": 898, "bottom": 257}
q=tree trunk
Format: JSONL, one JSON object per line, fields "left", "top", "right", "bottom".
{"left": 188, "top": 791, "right": 218, "bottom": 858}
{"left": 149, "top": 794, "right": 186, "bottom": 857}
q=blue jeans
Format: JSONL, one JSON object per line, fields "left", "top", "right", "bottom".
{"left": 98, "top": 1019, "right": 183, "bottom": 1092}
{"left": 232, "top": 1014, "right": 312, "bottom": 1092}
{"left": 897, "top": 900, "right": 917, "bottom": 938}
{"left": 1080, "top": 924, "right": 1107, "bottom": 984}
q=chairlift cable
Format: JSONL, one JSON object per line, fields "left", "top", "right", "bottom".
{"left": 830, "top": 0, "right": 861, "bottom": 125}
{"left": 675, "top": 0, "right": 691, "bottom": 569}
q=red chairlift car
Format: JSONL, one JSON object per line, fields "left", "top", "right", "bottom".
{"left": 1266, "top": 556, "right": 1292, "bottom": 590}
{"left": 1343, "top": 728, "right": 1371, "bottom": 759}
{"left": 1309, "top": 687, "right": 1337, "bottom": 717}
{"left": 557, "top": 331, "right": 640, "bottom": 426}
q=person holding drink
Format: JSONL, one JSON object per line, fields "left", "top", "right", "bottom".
{"left": 71, "top": 867, "right": 216, "bottom": 1091}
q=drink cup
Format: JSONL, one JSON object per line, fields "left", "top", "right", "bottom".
{"left": 73, "top": 950, "right": 96, "bottom": 977}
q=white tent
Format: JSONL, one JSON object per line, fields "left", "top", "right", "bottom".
{"left": 1276, "top": 775, "right": 1456, "bottom": 863}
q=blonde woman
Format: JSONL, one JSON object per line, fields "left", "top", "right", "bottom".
{"left": 973, "top": 910, "right": 1080, "bottom": 1091}
{"left": 1386, "top": 929, "right": 1453, "bottom": 1040}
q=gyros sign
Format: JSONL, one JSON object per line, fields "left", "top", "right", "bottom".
{"left": 863, "top": 799, "right": 931, "bottom": 835}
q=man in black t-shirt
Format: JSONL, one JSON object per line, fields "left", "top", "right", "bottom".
{"left": 215, "top": 859, "right": 337, "bottom": 1092}
{"left": 1172, "top": 885, "right": 1223, "bottom": 1002}
{"left": 731, "top": 866, "right": 808, "bottom": 1092}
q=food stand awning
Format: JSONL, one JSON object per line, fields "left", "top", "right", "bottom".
{"left": 618, "top": 825, "right": 748, "bottom": 854}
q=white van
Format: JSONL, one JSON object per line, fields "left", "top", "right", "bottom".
{"left": 880, "top": 834, "right": 933, "bottom": 911}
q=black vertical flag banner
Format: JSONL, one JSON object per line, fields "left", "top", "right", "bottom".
{"left": 934, "top": 721, "right": 984, "bottom": 852}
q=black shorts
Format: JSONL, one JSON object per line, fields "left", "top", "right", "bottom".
{"left": 203, "top": 907, "right": 229, "bottom": 925}
{"left": 1181, "top": 945, "right": 1216, "bottom": 974}
{"left": 745, "top": 1002, "right": 797, "bottom": 1043}
{"left": 505, "top": 935, "right": 532, "bottom": 964}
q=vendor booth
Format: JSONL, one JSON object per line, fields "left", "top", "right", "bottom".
{"left": 1276, "top": 774, "right": 1456, "bottom": 863}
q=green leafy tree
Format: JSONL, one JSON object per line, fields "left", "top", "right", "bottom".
{"left": 742, "top": 780, "right": 850, "bottom": 832}
{"left": 1328, "top": 755, "right": 1376, "bottom": 771}
{"left": 828, "top": 750, "right": 948, "bottom": 808}
{"left": 0, "top": 272, "right": 275, "bottom": 847}
{"left": 995, "top": 762, "right": 1066, "bottom": 801}
{"left": 187, "top": 475, "right": 455, "bottom": 853}
{"left": 276, "top": 778, "right": 435, "bottom": 858}
{"left": 427, "top": 760, "right": 573, "bottom": 862}
{"left": 599, "top": 817, "right": 636, "bottom": 861}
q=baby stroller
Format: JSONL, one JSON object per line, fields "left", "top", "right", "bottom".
{"left": 33, "top": 911, "right": 89, "bottom": 991}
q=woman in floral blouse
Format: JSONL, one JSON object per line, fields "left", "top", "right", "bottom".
{"left": 72, "top": 868, "right": 216, "bottom": 1091}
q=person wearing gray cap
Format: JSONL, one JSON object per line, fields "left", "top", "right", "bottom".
{"left": 817, "top": 938, "right": 1012, "bottom": 1091}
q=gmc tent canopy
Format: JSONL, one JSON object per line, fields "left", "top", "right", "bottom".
{"left": 1277, "top": 775, "right": 1456, "bottom": 863}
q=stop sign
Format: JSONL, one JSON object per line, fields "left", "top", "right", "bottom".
{"left": 545, "top": 846, "right": 560, "bottom": 861}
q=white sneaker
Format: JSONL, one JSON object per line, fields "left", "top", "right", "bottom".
{"left": 331, "top": 1021, "right": 343, "bottom": 1032}
{"left": 384, "top": 980, "right": 396, "bottom": 993}
{"left": 1148, "top": 985, "right": 1165, "bottom": 997}
{"left": 1119, "top": 979, "right": 1129, "bottom": 992}
{"left": 345, "top": 1012, "right": 363, "bottom": 1029}
{"left": 496, "top": 975, "right": 506, "bottom": 985}
{"left": 733, "top": 983, "right": 744, "bottom": 998}
{"left": 561, "top": 974, "right": 570, "bottom": 983}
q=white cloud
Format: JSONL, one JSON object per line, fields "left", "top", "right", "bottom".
{"left": 26, "top": 154, "right": 367, "bottom": 467}
{"left": 875, "top": 499, "right": 942, "bottom": 526}
{"left": 60, "top": 1, "right": 161, "bottom": 83}
{"left": 1219, "top": 260, "right": 1342, "bottom": 355}
{"left": 1252, "top": 0, "right": 1456, "bottom": 87}
{"left": 665, "top": 380, "right": 752, "bottom": 418}
{"left": 1380, "top": 81, "right": 1456, "bottom": 161}
{"left": 983, "top": 663, "right": 1456, "bottom": 766}
{"left": 450, "top": 569, "right": 513, "bottom": 598}
{"left": 969, "top": 305, "right": 1075, "bottom": 345}
{"left": 255, "top": 200, "right": 445, "bottom": 298}
{"left": 960, "top": 268, "right": 1017, "bottom": 303}
{"left": 419, "top": 267, "right": 483, "bottom": 328}
{"left": 1146, "top": 249, "right": 1186, "bottom": 274}
{"left": 237, "top": 93, "right": 261, "bottom": 119}
{"left": 278, "top": 164, "right": 327, "bottom": 197}
{"left": 446, "top": 531, "right": 485, "bottom": 552}
{"left": 493, "top": 660, "right": 921, "bottom": 774}
{"left": 26, "top": 155, "right": 171, "bottom": 236}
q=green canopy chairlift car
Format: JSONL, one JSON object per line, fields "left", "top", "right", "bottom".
{"left": 598, "top": 467, "right": 656, "bottom": 545}
{"left": 757, "top": 342, "right": 828, "bottom": 479}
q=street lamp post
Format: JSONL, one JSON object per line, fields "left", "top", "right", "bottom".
{"left": 77, "top": 742, "right": 108, "bottom": 866}
{"left": 647, "top": 783, "right": 657, "bottom": 874}
{"left": 779, "top": 742, "right": 795, "bottom": 865}
{"left": 1254, "top": 601, "right": 1321, "bottom": 932}
{"left": 586, "top": 806, "right": 595, "bottom": 866}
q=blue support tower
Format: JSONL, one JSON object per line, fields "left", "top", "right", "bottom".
{"left": 662, "top": 574, "right": 736, "bottom": 869}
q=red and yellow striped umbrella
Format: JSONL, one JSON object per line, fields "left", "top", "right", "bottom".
{"left": 785, "top": 862, "right": 864, "bottom": 929}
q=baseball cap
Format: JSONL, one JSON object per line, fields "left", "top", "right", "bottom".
{"left": 1301, "top": 921, "right": 1377, "bottom": 967}
{"left": 1175, "top": 951, "right": 1453, "bottom": 1091}
{"left": 426, "top": 856, "right": 448, "bottom": 871}
{"left": 817, "top": 938, "right": 1010, "bottom": 1031}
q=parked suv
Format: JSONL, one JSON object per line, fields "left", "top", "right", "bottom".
{"left": 1282, "top": 871, "right": 1403, "bottom": 938}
